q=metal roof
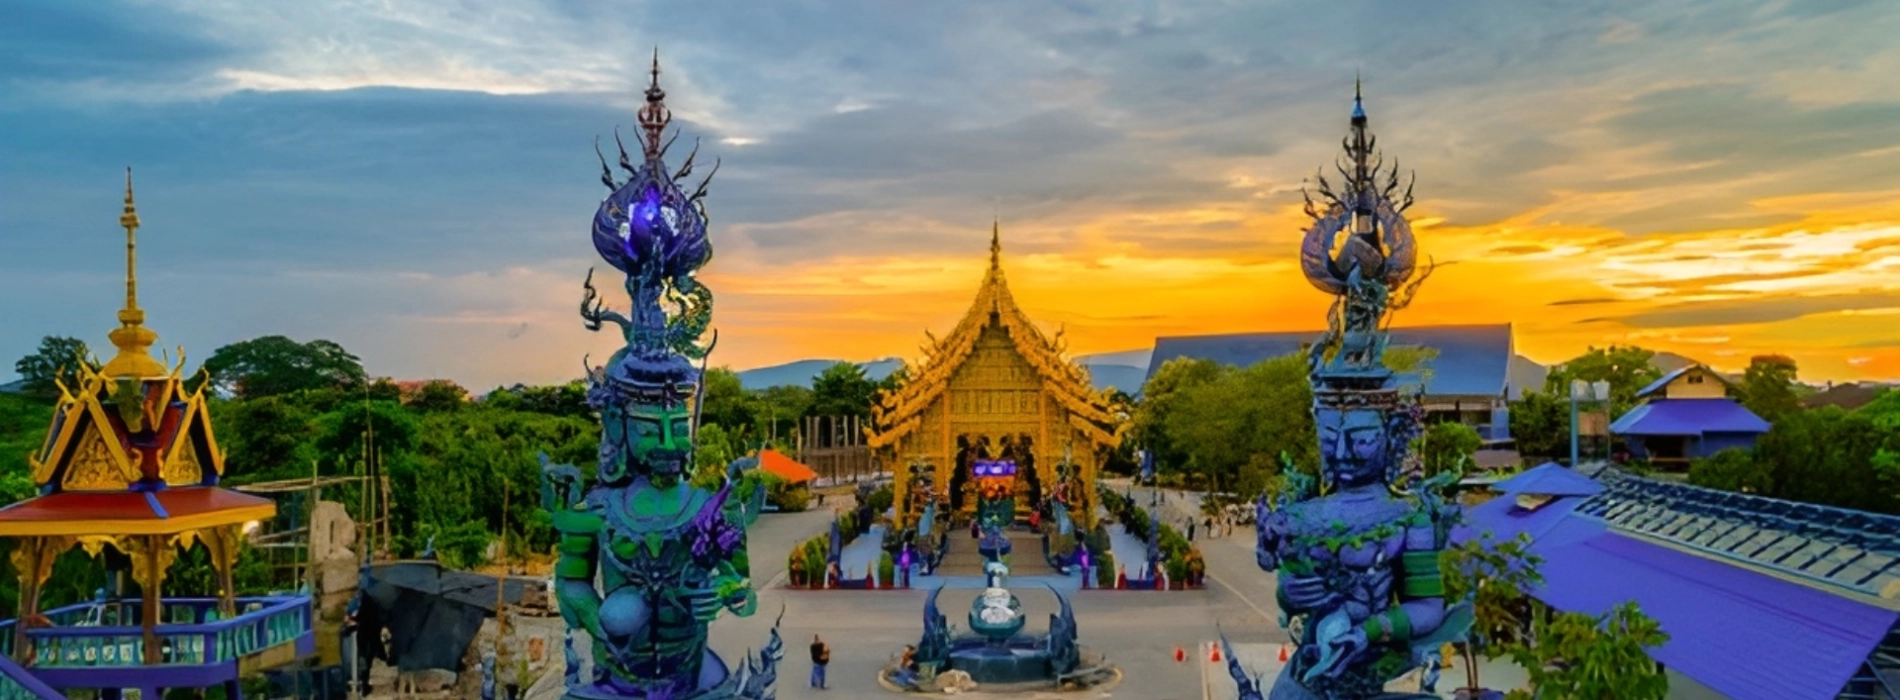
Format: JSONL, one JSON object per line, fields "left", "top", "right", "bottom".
{"left": 1534, "top": 532, "right": 1898, "bottom": 700}
{"left": 1147, "top": 323, "right": 1513, "bottom": 397}
{"left": 1574, "top": 470, "right": 1900, "bottom": 600}
{"left": 1609, "top": 398, "right": 1772, "bottom": 436}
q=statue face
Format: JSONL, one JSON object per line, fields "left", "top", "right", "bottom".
{"left": 1316, "top": 406, "right": 1390, "bottom": 487}
{"left": 600, "top": 398, "right": 694, "bottom": 483}
{"left": 628, "top": 400, "right": 694, "bottom": 478}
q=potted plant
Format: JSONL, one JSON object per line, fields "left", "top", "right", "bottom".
{"left": 1093, "top": 551, "right": 1115, "bottom": 589}
{"left": 1440, "top": 532, "right": 1544, "bottom": 699}
{"left": 805, "top": 542, "right": 828, "bottom": 589}
{"left": 1184, "top": 549, "right": 1206, "bottom": 588}
{"left": 788, "top": 551, "right": 808, "bottom": 587}
{"left": 877, "top": 551, "right": 896, "bottom": 589}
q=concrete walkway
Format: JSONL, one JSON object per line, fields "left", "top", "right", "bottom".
{"left": 1105, "top": 523, "right": 1150, "bottom": 579}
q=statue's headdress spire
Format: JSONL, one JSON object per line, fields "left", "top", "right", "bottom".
{"left": 101, "top": 167, "right": 166, "bottom": 379}
{"left": 638, "top": 48, "right": 672, "bottom": 160}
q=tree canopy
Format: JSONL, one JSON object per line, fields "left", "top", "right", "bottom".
{"left": 198, "top": 335, "right": 367, "bottom": 400}
{"left": 12, "top": 335, "right": 92, "bottom": 399}
{"left": 808, "top": 361, "right": 878, "bottom": 419}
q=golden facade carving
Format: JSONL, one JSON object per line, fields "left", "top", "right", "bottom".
{"left": 121, "top": 536, "right": 177, "bottom": 591}
{"left": 63, "top": 427, "right": 131, "bottom": 491}
{"left": 162, "top": 440, "right": 204, "bottom": 486}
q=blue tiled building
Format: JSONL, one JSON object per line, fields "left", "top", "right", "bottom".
{"left": 1611, "top": 364, "right": 1771, "bottom": 466}
{"left": 1147, "top": 323, "right": 1516, "bottom": 441}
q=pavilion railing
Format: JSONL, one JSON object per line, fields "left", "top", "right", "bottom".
{"left": 0, "top": 596, "right": 310, "bottom": 669}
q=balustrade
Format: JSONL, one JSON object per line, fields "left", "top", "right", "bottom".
{"left": 0, "top": 596, "right": 308, "bottom": 670}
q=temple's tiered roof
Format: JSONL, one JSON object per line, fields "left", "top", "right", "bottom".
{"left": 0, "top": 170, "right": 273, "bottom": 537}
{"left": 867, "top": 223, "right": 1118, "bottom": 450}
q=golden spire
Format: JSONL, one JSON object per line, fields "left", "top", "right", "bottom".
{"left": 989, "top": 217, "right": 1001, "bottom": 271}
{"left": 101, "top": 167, "right": 165, "bottom": 379}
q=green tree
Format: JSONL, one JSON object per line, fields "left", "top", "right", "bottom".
{"left": 1545, "top": 345, "right": 1662, "bottom": 419}
{"left": 1857, "top": 387, "right": 1900, "bottom": 431}
{"left": 1747, "top": 407, "right": 1900, "bottom": 514}
{"left": 1508, "top": 389, "right": 1569, "bottom": 460}
{"left": 698, "top": 367, "right": 757, "bottom": 439}
{"left": 875, "top": 364, "right": 909, "bottom": 399}
{"left": 1416, "top": 421, "right": 1482, "bottom": 477}
{"left": 808, "top": 362, "right": 877, "bottom": 420}
{"left": 752, "top": 384, "right": 813, "bottom": 449}
{"left": 215, "top": 395, "right": 317, "bottom": 482}
{"left": 1734, "top": 354, "right": 1800, "bottom": 423}
{"left": 1687, "top": 447, "right": 1773, "bottom": 495}
{"left": 198, "top": 336, "right": 367, "bottom": 400}
{"left": 1130, "top": 357, "right": 1226, "bottom": 475}
{"left": 1505, "top": 601, "right": 1670, "bottom": 700}
{"left": 406, "top": 379, "right": 468, "bottom": 413}
{"left": 12, "top": 335, "right": 93, "bottom": 399}
{"left": 1440, "top": 532, "right": 1544, "bottom": 694}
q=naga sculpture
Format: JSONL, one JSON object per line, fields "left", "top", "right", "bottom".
{"left": 540, "top": 52, "right": 782, "bottom": 700}
{"left": 1230, "top": 80, "right": 1470, "bottom": 700}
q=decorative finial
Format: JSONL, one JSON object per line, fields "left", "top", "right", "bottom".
{"left": 637, "top": 47, "right": 672, "bottom": 160}
{"left": 101, "top": 167, "right": 166, "bottom": 379}
{"left": 1352, "top": 72, "right": 1366, "bottom": 121}
{"left": 990, "top": 218, "right": 1001, "bottom": 271}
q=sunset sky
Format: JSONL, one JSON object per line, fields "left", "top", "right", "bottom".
{"left": 4, "top": 0, "right": 1900, "bottom": 390}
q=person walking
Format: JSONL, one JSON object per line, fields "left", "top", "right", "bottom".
{"left": 1187, "top": 518, "right": 1196, "bottom": 542}
{"left": 810, "top": 634, "right": 830, "bottom": 689}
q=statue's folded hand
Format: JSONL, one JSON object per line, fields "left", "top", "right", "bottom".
{"left": 1281, "top": 574, "right": 1340, "bottom": 611}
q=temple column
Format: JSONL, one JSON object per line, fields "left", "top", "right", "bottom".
{"left": 125, "top": 534, "right": 176, "bottom": 665}
{"left": 203, "top": 525, "right": 241, "bottom": 617}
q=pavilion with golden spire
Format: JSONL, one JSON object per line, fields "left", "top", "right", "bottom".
{"left": 0, "top": 171, "right": 302, "bottom": 696}
{"left": 867, "top": 220, "right": 1121, "bottom": 530}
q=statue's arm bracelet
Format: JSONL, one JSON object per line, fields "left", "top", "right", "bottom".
{"left": 1359, "top": 608, "right": 1414, "bottom": 643}
{"left": 554, "top": 532, "right": 598, "bottom": 579}
{"left": 1399, "top": 550, "right": 1445, "bottom": 598}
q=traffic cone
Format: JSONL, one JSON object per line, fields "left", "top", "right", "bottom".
{"left": 1174, "top": 646, "right": 1185, "bottom": 663}
{"left": 1209, "top": 644, "right": 1222, "bottom": 662}
{"left": 1277, "top": 644, "right": 1290, "bottom": 662}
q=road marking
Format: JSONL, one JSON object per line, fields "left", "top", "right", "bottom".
{"left": 1208, "top": 569, "right": 1276, "bottom": 626}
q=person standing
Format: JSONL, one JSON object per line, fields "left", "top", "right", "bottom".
{"left": 811, "top": 634, "right": 831, "bottom": 689}
{"left": 1187, "top": 518, "right": 1196, "bottom": 542}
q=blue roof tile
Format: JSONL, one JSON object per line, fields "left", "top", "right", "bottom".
{"left": 1492, "top": 462, "right": 1604, "bottom": 497}
{"left": 1609, "top": 398, "right": 1771, "bottom": 436}
{"left": 1147, "top": 323, "right": 1513, "bottom": 397}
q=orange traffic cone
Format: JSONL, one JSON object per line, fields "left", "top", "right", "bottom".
{"left": 1174, "top": 646, "right": 1185, "bottom": 663}
{"left": 1210, "top": 644, "right": 1222, "bottom": 662}
{"left": 1277, "top": 644, "right": 1291, "bottom": 662}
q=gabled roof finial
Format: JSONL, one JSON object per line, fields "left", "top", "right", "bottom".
{"left": 990, "top": 217, "right": 1001, "bottom": 271}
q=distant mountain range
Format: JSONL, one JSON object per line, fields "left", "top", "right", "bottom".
{"left": 734, "top": 350, "right": 1151, "bottom": 393}
{"left": 733, "top": 346, "right": 1756, "bottom": 397}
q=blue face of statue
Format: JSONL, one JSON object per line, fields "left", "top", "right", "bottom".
{"left": 1316, "top": 406, "right": 1390, "bottom": 488}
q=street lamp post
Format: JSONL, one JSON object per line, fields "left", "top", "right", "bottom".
{"left": 1570, "top": 379, "right": 1611, "bottom": 468}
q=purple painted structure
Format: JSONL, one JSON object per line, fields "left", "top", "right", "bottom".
{"left": 0, "top": 652, "right": 61, "bottom": 699}
{"left": 1534, "top": 533, "right": 1896, "bottom": 700}
{"left": 1610, "top": 398, "right": 1770, "bottom": 461}
{"left": 1458, "top": 465, "right": 1900, "bottom": 699}
{"left": 0, "top": 595, "right": 313, "bottom": 697}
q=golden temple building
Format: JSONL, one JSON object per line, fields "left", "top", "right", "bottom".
{"left": 867, "top": 222, "right": 1121, "bottom": 529}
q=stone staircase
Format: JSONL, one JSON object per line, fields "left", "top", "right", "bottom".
{"left": 936, "top": 530, "right": 1056, "bottom": 577}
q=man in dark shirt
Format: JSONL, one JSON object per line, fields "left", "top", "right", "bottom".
{"left": 810, "top": 634, "right": 830, "bottom": 689}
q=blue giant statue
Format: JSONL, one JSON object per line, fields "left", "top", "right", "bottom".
{"left": 1230, "top": 80, "right": 1469, "bottom": 700}
{"left": 540, "top": 52, "right": 782, "bottom": 700}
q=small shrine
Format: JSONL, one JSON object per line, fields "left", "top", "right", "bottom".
{"left": 0, "top": 171, "right": 311, "bottom": 699}
{"left": 867, "top": 224, "right": 1120, "bottom": 530}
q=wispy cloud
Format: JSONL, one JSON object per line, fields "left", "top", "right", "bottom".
{"left": 4, "top": 0, "right": 1900, "bottom": 387}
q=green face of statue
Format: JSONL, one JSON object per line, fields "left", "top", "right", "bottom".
{"left": 627, "top": 400, "right": 694, "bottom": 480}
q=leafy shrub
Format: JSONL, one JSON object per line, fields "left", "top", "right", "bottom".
{"left": 1094, "top": 552, "right": 1116, "bottom": 588}
{"left": 877, "top": 551, "right": 896, "bottom": 585}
